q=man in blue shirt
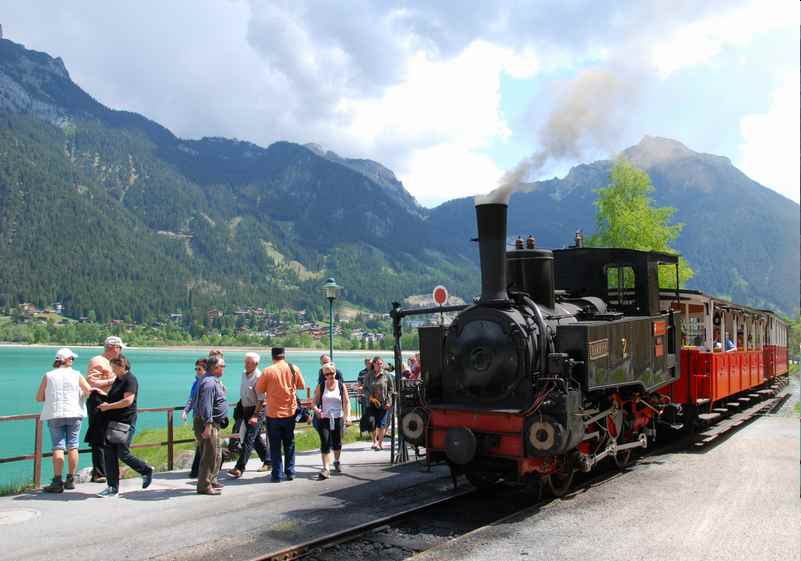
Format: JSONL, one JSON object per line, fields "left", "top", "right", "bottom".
{"left": 193, "top": 356, "right": 229, "bottom": 495}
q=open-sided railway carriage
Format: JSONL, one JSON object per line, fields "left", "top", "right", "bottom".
{"left": 394, "top": 201, "right": 788, "bottom": 496}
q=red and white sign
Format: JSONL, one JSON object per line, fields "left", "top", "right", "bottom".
{"left": 433, "top": 285, "right": 449, "bottom": 306}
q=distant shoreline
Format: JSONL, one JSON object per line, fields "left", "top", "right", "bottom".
{"left": 0, "top": 342, "right": 414, "bottom": 355}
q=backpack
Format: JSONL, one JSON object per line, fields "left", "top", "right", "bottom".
{"left": 289, "top": 363, "right": 310, "bottom": 423}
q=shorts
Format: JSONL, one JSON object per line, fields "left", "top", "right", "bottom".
{"left": 48, "top": 417, "right": 83, "bottom": 450}
{"left": 366, "top": 406, "right": 390, "bottom": 429}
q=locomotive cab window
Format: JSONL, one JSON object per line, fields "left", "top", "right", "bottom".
{"left": 606, "top": 265, "right": 637, "bottom": 311}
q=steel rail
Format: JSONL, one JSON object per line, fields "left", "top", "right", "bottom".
{"left": 248, "top": 490, "right": 475, "bottom": 561}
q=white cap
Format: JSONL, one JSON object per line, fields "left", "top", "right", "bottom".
{"left": 55, "top": 348, "right": 77, "bottom": 361}
{"left": 104, "top": 336, "right": 126, "bottom": 348}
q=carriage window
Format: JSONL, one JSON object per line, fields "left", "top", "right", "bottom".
{"left": 606, "top": 265, "right": 636, "bottom": 309}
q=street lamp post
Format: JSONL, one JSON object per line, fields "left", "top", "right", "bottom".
{"left": 322, "top": 277, "right": 341, "bottom": 359}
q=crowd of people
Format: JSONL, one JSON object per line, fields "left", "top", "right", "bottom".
{"left": 35, "top": 339, "right": 410, "bottom": 496}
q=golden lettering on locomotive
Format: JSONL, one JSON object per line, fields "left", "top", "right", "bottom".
{"left": 588, "top": 338, "right": 609, "bottom": 360}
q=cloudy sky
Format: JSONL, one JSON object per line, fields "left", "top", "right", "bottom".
{"left": 5, "top": 1, "right": 799, "bottom": 206}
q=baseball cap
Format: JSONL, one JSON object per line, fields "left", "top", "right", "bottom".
{"left": 104, "top": 336, "right": 126, "bottom": 348}
{"left": 55, "top": 348, "right": 77, "bottom": 361}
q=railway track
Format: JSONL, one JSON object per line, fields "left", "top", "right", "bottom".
{"left": 250, "top": 378, "right": 791, "bottom": 561}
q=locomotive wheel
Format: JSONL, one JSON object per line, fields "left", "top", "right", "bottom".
{"left": 545, "top": 469, "right": 574, "bottom": 497}
{"left": 466, "top": 471, "right": 500, "bottom": 489}
{"left": 545, "top": 455, "right": 575, "bottom": 497}
{"left": 613, "top": 446, "right": 633, "bottom": 469}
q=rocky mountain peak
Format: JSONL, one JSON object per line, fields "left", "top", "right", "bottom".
{"left": 621, "top": 136, "right": 695, "bottom": 168}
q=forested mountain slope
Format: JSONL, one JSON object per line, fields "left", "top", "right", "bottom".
{"left": 0, "top": 37, "right": 796, "bottom": 321}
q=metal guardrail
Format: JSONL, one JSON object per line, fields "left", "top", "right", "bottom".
{"left": 0, "top": 406, "right": 193, "bottom": 488}
{"left": 1, "top": 385, "right": 365, "bottom": 489}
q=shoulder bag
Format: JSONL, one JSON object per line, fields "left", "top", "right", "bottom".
{"left": 105, "top": 421, "right": 131, "bottom": 445}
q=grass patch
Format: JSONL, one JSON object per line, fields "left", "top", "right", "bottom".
{"left": 130, "top": 423, "right": 197, "bottom": 472}
{"left": 0, "top": 480, "right": 35, "bottom": 497}
{"left": 126, "top": 422, "right": 370, "bottom": 476}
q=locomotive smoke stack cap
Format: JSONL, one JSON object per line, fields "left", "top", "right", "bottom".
{"left": 475, "top": 202, "right": 509, "bottom": 303}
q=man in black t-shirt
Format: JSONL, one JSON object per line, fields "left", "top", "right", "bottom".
{"left": 97, "top": 355, "right": 153, "bottom": 497}
{"left": 317, "top": 353, "right": 344, "bottom": 386}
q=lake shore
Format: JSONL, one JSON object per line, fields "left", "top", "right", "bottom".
{"left": 0, "top": 342, "right": 412, "bottom": 355}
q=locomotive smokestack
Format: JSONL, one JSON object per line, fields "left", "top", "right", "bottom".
{"left": 475, "top": 203, "right": 509, "bottom": 303}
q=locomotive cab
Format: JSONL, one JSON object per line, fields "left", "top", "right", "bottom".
{"left": 553, "top": 248, "right": 680, "bottom": 393}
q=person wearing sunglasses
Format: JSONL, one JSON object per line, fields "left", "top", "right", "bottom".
{"left": 183, "top": 358, "right": 208, "bottom": 478}
{"left": 312, "top": 362, "right": 351, "bottom": 479}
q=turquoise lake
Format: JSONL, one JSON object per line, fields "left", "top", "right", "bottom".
{"left": 0, "top": 346, "right": 394, "bottom": 486}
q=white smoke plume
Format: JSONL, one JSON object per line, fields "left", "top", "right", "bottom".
{"left": 475, "top": 67, "right": 639, "bottom": 206}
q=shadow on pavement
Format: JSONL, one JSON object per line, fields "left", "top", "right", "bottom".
{"left": 13, "top": 490, "right": 97, "bottom": 502}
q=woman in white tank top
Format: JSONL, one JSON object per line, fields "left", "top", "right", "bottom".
{"left": 35, "top": 348, "right": 102, "bottom": 493}
{"left": 312, "top": 362, "right": 351, "bottom": 479}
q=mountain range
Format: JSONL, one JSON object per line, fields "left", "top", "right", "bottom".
{"left": 0, "top": 37, "right": 797, "bottom": 323}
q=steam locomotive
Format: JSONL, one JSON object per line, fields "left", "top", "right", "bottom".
{"left": 399, "top": 201, "right": 789, "bottom": 496}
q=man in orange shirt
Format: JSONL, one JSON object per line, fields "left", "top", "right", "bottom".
{"left": 255, "top": 347, "right": 305, "bottom": 482}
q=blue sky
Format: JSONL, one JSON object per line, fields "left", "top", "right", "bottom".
{"left": 4, "top": 1, "right": 799, "bottom": 206}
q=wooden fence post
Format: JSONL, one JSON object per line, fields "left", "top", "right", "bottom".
{"left": 167, "top": 409, "right": 174, "bottom": 471}
{"left": 33, "top": 416, "right": 43, "bottom": 488}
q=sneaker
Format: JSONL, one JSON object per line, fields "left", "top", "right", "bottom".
{"left": 257, "top": 463, "right": 271, "bottom": 472}
{"left": 43, "top": 478, "right": 64, "bottom": 494}
{"left": 64, "top": 475, "right": 76, "bottom": 490}
{"left": 333, "top": 461, "right": 342, "bottom": 474}
{"left": 91, "top": 475, "right": 107, "bottom": 483}
{"left": 316, "top": 469, "right": 330, "bottom": 480}
{"left": 142, "top": 468, "right": 154, "bottom": 489}
{"left": 97, "top": 486, "right": 119, "bottom": 498}
{"left": 226, "top": 468, "right": 242, "bottom": 478}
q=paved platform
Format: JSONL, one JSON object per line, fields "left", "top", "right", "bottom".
{"left": 413, "top": 413, "right": 801, "bottom": 561}
{"left": 0, "top": 442, "right": 453, "bottom": 561}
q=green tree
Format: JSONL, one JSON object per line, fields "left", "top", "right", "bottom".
{"left": 589, "top": 159, "right": 694, "bottom": 287}
{"left": 787, "top": 314, "right": 800, "bottom": 361}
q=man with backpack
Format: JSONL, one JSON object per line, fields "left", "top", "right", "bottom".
{"left": 255, "top": 347, "right": 306, "bottom": 483}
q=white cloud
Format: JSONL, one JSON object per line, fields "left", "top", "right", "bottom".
{"left": 402, "top": 144, "right": 505, "bottom": 206}
{"left": 5, "top": 1, "right": 796, "bottom": 205}
{"left": 650, "top": 1, "right": 796, "bottom": 78}
{"left": 336, "top": 41, "right": 538, "bottom": 205}
{"left": 738, "top": 73, "right": 800, "bottom": 202}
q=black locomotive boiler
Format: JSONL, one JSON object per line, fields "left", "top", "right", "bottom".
{"left": 402, "top": 201, "right": 682, "bottom": 495}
